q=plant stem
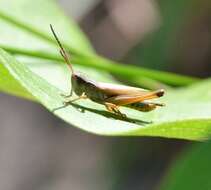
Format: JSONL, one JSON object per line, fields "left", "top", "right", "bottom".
{"left": 2, "top": 46, "right": 199, "bottom": 88}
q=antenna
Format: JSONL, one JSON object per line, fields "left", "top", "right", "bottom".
{"left": 50, "top": 24, "right": 74, "bottom": 75}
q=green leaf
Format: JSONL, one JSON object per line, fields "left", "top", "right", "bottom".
{"left": 0, "top": 61, "right": 33, "bottom": 99}
{"left": 160, "top": 140, "right": 211, "bottom": 190}
{"left": 0, "top": 0, "right": 95, "bottom": 98}
{"left": 0, "top": 0, "right": 199, "bottom": 89}
{"left": 0, "top": 0, "right": 209, "bottom": 139}
{"left": 0, "top": 0, "right": 94, "bottom": 54}
{"left": 1, "top": 49, "right": 211, "bottom": 140}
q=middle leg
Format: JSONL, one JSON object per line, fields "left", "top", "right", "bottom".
{"left": 105, "top": 102, "right": 126, "bottom": 118}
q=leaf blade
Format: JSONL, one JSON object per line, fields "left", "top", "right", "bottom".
{"left": 1, "top": 49, "right": 211, "bottom": 140}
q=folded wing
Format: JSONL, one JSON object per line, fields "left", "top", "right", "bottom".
{"left": 97, "top": 82, "right": 149, "bottom": 96}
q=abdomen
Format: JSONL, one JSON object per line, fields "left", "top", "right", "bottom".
{"left": 125, "top": 102, "right": 156, "bottom": 112}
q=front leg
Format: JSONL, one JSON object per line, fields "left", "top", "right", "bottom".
{"left": 53, "top": 92, "right": 87, "bottom": 112}
{"left": 63, "top": 92, "right": 87, "bottom": 104}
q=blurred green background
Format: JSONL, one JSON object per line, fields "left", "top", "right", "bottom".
{"left": 0, "top": 0, "right": 211, "bottom": 189}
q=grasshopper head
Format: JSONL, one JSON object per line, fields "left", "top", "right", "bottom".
{"left": 71, "top": 73, "right": 89, "bottom": 96}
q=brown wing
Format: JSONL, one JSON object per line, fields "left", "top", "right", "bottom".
{"left": 96, "top": 82, "right": 149, "bottom": 96}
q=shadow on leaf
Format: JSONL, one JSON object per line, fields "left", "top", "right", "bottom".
{"left": 53, "top": 102, "right": 152, "bottom": 125}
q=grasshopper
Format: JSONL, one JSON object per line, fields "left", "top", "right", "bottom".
{"left": 50, "top": 25, "right": 165, "bottom": 117}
